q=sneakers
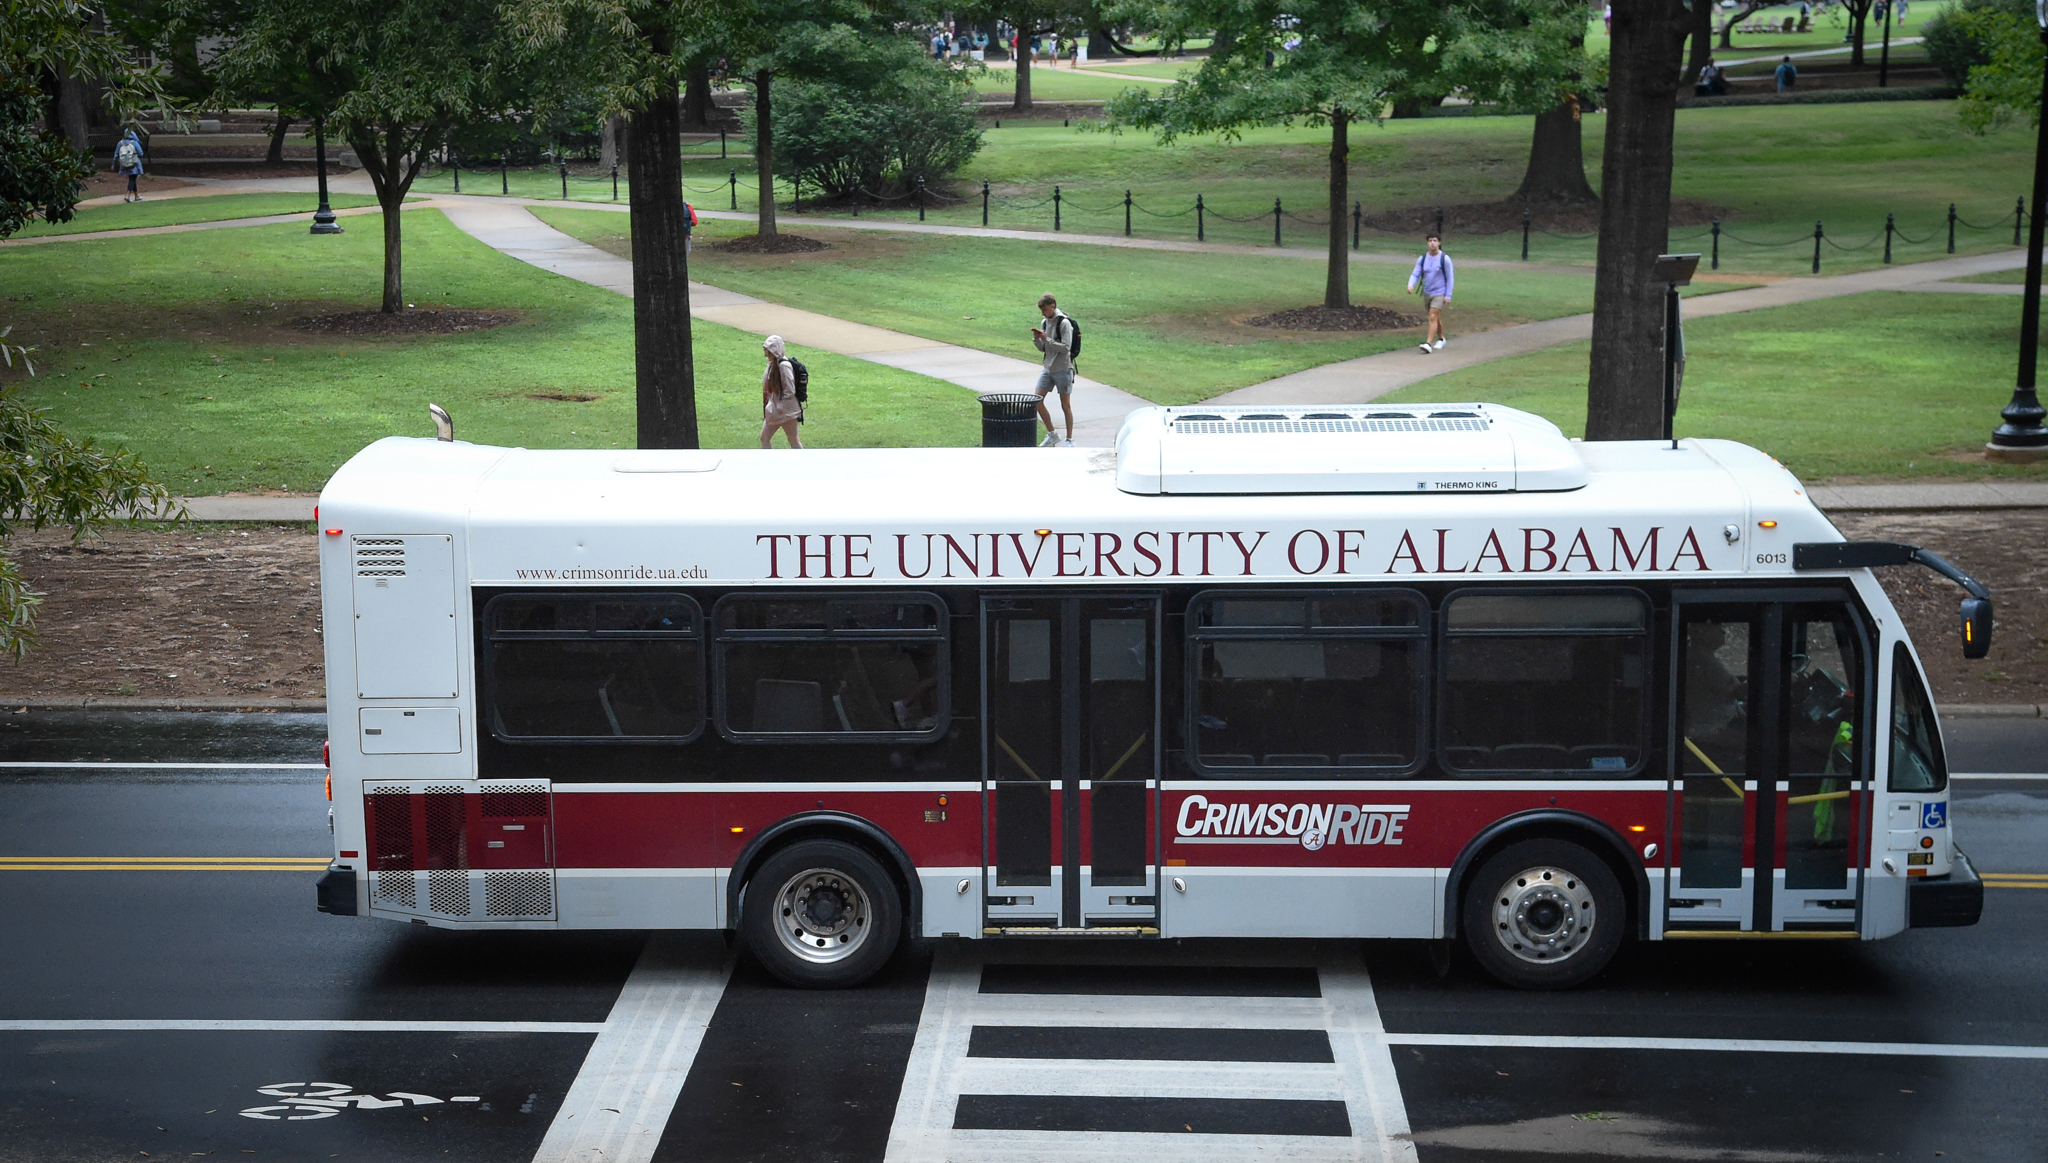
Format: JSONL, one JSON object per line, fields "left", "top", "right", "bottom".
{"left": 1418, "top": 342, "right": 1432, "bottom": 354}
{"left": 1433, "top": 338, "right": 1446, "bottom": 350}
{"left": 1040, "top": 430, "right": 1061, "bottom": 447}
{"left": 1058, "top": 438, "right": 1074, "bottom": 447}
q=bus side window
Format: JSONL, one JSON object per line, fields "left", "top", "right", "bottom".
{"left": 1439, "top": 590, "right": 1651, "bottom": 776}
{"left": 1186, "top": 589, "right": 1425, "bottom": 775}
{"left": 1889, "top": 642, "right": 1948, "bottom": 793}
{"left": 713, "top": 594, "right": 949, "bottom": 741}
{"left": 483, "top": 594, "right": 703, "bottom": 742}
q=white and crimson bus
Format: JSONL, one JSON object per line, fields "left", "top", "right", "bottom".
{"left": 313, "top": 403, "right": 1986, "bottom": 989}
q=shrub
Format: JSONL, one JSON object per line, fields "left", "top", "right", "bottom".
{"left": 1923, "top": 0, "right": 2031, "bottom": 88}
{"left": 767, "top": 57, "right": 981, "bottom": 200}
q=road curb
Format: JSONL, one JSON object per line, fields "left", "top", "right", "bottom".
{"left": 1941, "top": 703, "right": 2044, "bottom": 719}
{"left": 0, "top": 696, "right": 325, "bottom": 713}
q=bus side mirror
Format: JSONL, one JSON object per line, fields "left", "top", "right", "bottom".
{"left": 1961, "top": 597, "right": 1993, "bottom": 660}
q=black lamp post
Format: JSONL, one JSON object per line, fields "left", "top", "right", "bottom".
{"left": 1989, "top": 3, "right": 2048, "bottom": 459}
{"left": 1653, "top": 253, "right": 1701, "bottom": 447}
{"left": 311, "top": 115, "right": 342, "bottom": 235}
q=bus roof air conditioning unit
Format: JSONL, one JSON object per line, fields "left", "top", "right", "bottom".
{"left": 1112, "top": 403, "right": 1590, "bottom": 496}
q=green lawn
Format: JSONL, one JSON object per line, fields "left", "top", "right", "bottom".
{"left": 0, "top": 211, "right": 978, "bottom": 493}
{"left": 1952, "top": 268, "right": 2026, "bottom": 284}
{"left": 1585, "top": 3, "right": 1937, "bottom": 60}
{"left": 10, "top": 192, "right": 380, "bottom": 238}
{"left": 967, "top": 66, "right": 1155, "bottom": 102}
{"left": 532, "top": 205, "right": 1603, "bottom": 405}
{"left": 1384, "top": 290, "right": 2046, "bottom": 483}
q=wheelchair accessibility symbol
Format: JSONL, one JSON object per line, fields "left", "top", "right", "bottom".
{"left": 240, "top": 1082, "right": 482, "bottom": 1120}
{"left": 1921, "top": 801, "right": 1947, "bottom": 830}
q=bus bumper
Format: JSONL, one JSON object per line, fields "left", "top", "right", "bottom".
{"left": 1909, "top": 848, "right": 1983, "bottom": 929}
{"left": 316, "top": 867, "right": 359, "bottom": 917}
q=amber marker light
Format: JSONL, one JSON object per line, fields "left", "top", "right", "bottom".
{"left": 730, "top": 826, "right": 745, "bottom": 834}
{"left": 1921, "top": 836, "right": 1934, "bottom": 848}
{"left": 938, "top": 795, "right": 949, "bottom": 806}
{"left": 1628, "top": 825, "right": 1647, "bottom": 832}
{"left": 1035, "top": 528, "right": 1052, "bottom": 537}
{"left": 1758, "top": 520, "right": 1778, "bottom": 529}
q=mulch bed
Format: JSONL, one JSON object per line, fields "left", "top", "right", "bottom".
{"left": 1246, "top": 304, "right": 1423, "bottom": 332}
{"left": 288, "top": 308, "right": 517, "bottom": 337}
{"left": 716, "top": 233, "right": 829, "bottom": 254}
{"left": 1362, "top": 198, "right": 1727, "bottom": 238}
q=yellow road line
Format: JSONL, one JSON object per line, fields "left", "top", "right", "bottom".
{"left": 1981, "top": 871, "right": 2048, "bottom": 880}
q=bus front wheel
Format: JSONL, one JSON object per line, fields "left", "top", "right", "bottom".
{"left": 1461, "top": 839, "right": 1624, "bottom": 990}
{"left": 741, "top": 839, "right": 902, "bottom": 989}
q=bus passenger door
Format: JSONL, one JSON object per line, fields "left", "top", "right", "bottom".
{"left": 1669, "top": 594, "right": 1867, "bottom": 935}
{"left": 983, "top": 596, "right": 1159, "bottom": 932}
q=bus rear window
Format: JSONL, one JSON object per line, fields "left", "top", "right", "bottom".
{"left": 1440, "top": 589, "right": 1650, "bottom": 775}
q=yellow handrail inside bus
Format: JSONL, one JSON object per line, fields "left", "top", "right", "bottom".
{"left": 1787, "top": 789, "right": 1853, "bottom": 804}
{"left": 1682, "top": 737, "right": 1746, "bottom": 800}
{"left": 1097, "top": 733, "right": 1149, "bottom": 782}
{"left": 995, "top": 735, "right": 1044, "bottom": 782}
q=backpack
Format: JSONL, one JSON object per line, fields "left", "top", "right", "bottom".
{"left": 1057, "top": 312, "right": 1081, "bottom": 363}
{"left": 785, "top": 356, "right": 809, "bottom": 404}
{"left": 115, "top": 138, "right": 140, "bottom": 170}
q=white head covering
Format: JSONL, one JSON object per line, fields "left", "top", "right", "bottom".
{"left": 763, "top": 335, "right": 787, "bottom": 359}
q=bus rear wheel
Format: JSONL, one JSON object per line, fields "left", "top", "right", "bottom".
{"left": 742, "top": 839, "right": 902, "bottom": 989}
{"left": 1462, "top": 839, "right": 1624, "bottom": 990}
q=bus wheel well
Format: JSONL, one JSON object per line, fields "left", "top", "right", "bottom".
{"left": 727, "top": 812, "right": 921, "bottom": 936}
{"left": 1445, "top": 812, "right": 1648, "bottom": 943}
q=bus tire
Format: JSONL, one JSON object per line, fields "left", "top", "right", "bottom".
{"left": 1461, "top": 839, "right": 1624, "bottom": 990}
{"left": 741, "top": 839, "right": 902, "bottom": 989}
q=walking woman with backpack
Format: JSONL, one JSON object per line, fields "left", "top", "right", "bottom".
{"left": 115, "top": 128, "right": 146, "bottom": 202}
{"left": 760, "top": 335, "right": 805, "bottom": 449}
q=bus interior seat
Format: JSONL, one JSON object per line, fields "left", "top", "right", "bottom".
{"left": 1443, "top": 746, "right": 1492, "bottom": 770}
{"left": 1202, "top": 754, "right": 1256, "bottom": 769}
{"left": 1492, "top": 743, "right": 1572, "bottom": 769}
{"left": 753, "top": 679, "right": 824, "bottom": 732}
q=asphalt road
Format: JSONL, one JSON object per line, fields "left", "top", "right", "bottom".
{"left": 0, "top": 710, "right": 2042, "bottom": 1162}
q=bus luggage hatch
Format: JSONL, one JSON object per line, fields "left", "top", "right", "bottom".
{"left": 983, "top": 596, "right": 1159, "bottom": 934}
{"left": 1669, "top": 594, "right": 1868, "bottom": 936}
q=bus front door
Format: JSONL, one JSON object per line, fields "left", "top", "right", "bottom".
{"left": 983, "top": 596, "right": 1159, "bottom": 932}
{"left": 1669, "top": 593, "right": 1867, "bottom": 935}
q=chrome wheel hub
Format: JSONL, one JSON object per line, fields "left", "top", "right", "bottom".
{"left": 773, "top": 867, "right": 872, "bottom": 965}
{"left": 1491, "top": 865, "right": 1596, "bottom": 965}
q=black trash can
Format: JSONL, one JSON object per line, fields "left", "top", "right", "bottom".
{"left": 978, "top": 392, "right": 1041, "bottom": 448}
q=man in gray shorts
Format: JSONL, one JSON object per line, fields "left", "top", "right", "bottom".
{"left": 1031, "top": 292, "right": 1076, "bottom": 446}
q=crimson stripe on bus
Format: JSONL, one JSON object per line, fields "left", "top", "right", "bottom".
{"left": 952, "top": 1094, "right": 1353, "bottom": 1136}
{"left": 967, "top": 1024, "right": 1335, "bottom": 1063}
{"left": 976, "top": 964, "right": 1321, "bottom": 997}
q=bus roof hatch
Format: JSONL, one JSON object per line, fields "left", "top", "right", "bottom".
{"left": 1114, "top": 403, "right": 1590, "bottom": 496}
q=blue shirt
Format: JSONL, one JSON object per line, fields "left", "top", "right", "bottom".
{"left": 1409, "top": 252, "right": 1454, "bottom": 298}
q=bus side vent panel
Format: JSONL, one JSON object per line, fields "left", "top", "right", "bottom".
{"left": 428, "top": 870, "right": 473, "bottom": 916}
{"left": 374, "top": 869, "right": 417, "bottom": 909}
{"left": 485, "top": 870, "right": 555, "bottom": 918}
{"left": 423, "top": 784, "right": 468, "bottom": 870}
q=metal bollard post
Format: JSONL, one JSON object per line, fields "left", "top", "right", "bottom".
{"left": 1521, "top": 208, "right": 1530, "bottom": 261}
{"left": 560, "top": 160, "right": 568, "bottom": 200}
{"left": 729, "top": 169, "right": 738, "bottom": 211}
{"left": 500, "top": 157, "right": 508, "bottom": 196}
{"left": 1948, "top": 203, "right": 1957, "bottom": 254}
{"left": 452, "top": 156, "right": 461, "bottom": 194}
{"left": 1196, "top": 194, "right": 1205, "bottom": 243}
{"left": 917, "top": 176, "right": 926, "bottom": 222}
{"left": 611, "top": 164, "right": 618, "bottom": 201}
{"left": 2018, "top": 196, "right": 2026, "bottom": 247}
{"left": 1124, "top": 189, "right": 1132, "bottom": 237}
{"left": 1711, "top": 218, "right": 1721, "bottom": 270}
{"left": 1274, "top": 198, "right": 1282, "bottom": 247}
{"left": 982, "top": 180, "right": 990, "bottom": 227}
{"left": 1812, "top": 220, "right": 1823, "bottom": 274}
{"left": 1054, "top": 185, "right": 1062, "bottom": 231}
{"left": 1352, "top": 201, "right": 1360, "bottom": 251}
{"left": 720, "top": 129, "right": 726, "bottom": 158}
{"left": 1884, "top": 212, "right": 1895, "bottom": 264}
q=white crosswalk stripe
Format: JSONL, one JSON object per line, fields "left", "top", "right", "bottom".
{"left": 885, "top": 944, "right": 1416, "bottom": 1162}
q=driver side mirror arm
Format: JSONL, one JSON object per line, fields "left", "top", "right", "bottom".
{"left": 1794, "top": 541, "right": 1993, "bottom": 660}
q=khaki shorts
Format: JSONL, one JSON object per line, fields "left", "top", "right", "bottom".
{"left": 1427, "top": 294, "right": 1450, "bottom": 311}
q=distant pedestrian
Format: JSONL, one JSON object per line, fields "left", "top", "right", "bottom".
{"left": 1407, "top": 234, "right": 1454, "bottom": 354}
{"left": 1775, "top": 56, "right": 1798, "bottom": 91}
{"left": 760, "top": 335, "right": 804, "bottom": 449}
{"left": 684, "top": 201, "right": 697, "bottom": 255}
{"left": 1030, "top": 293, "right": 1076, "bottom": 446}
{"left": 1603, "top": 3, "right": 1612, "bottom": 31}
{"left": 1695, "top": 58, "right": 1727, "bottom": 97}
{"left": 114, "top": 128, "right": 145, "bottom": 202}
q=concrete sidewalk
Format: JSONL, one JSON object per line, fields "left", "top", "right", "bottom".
{"left": 1211, "top": 247, "right": 2033, "bottom": 406}
{"left": 436, "top": 201, "right": 1149, "bottom": 445}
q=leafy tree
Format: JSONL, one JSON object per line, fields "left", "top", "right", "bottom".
{"left": 1715, "top": 1, "right": 1771, "bottom": 50}
{"left": 957, "top": 0, "right": 1096, "bottom": 111}
{"left": 1584, "top": 0, "right": 1692, "bottom": 442}
{"left": 1953, "top": 2, "right": 2047, "bottom": 133}
{"left": 209, "top": 0, "right": 509, "bottom": 314}
{"left": 1925, "top": 0, "right": 2032, "bottom": 88}
{"left": 770, "top": 40, "right": 982, "bottom": 200}
{"left": 1438, "top": 0, "right": 1604, "bottom": 206}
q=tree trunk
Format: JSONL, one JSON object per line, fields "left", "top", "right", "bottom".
{"left": 266, "top": 112, "right": 293, "bottom": 165}
{"left": 754, "top": 69, "right": 777, "bottom": 238}
{"left": 682, "top": 65, "right": 714, "bottom": 130}
{"left": 349, "top": 130, "right": 415, "bottom": 314}
{"left": 1717, "top": 1, "right": 1766, "bottom": 49}
{"left": 1512, "top": 101, "right": 1600, "bottom": 205}
{"left": 1014, "top": 26, "right": 1034, "bottom": 111}
{"left": 600, "top": 115, "right": 620, "bottom": 171}
{"left": 1325, "top": 109, "right": 1348, "bottom": 309}
{"left": 626, "top": 85, "right": 700, "bottom": 449}
{"left": 1684, "top": 0, "right": 1713, "bottom": 84}
{"left": 1585, "top": 0, "right": 1690, "bottom": 442}
{"left": 55, "top": 66, "right": 90, "bottom": 152}
{"left": 1849, "top": 1, "right": 1869, "bottom": 68}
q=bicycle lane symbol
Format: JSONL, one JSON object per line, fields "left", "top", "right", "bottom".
{"left": 240, "top": 1082, "right": 484, "bottom": 1120}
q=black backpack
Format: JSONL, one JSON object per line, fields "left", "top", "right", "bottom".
{"left": 785, "top": 357, "right": 809, "bottom": 404}
{"left": 1061, "top": 313, "right": 1082, "bottom": 363}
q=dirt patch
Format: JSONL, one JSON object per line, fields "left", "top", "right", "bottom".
{"left": 715, "top": 233, "right": 829, "bottom": 254}
{"left": 528, "top": 392, "right": 602, "bottom": 402}
{"left": 1246, "top": 304, "right": 1423, "bottom": 332}
{"left": 1363, "top": 199, "right": 1727, "bottom": 238}
{"left": 0, "top": 525, "right": 322, "bottom": 701}
{"left": 288, "top": 308, "right": 518, "bottom": 338}
{"left": 79, "top": 172, "right": 196, "bottom": 200}
{"left": 1834, "top": 510, "right": 2048, "bottom": 706}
